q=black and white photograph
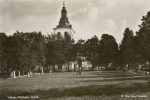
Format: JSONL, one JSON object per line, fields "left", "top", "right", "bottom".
{"left": 0, "top": 0, "right": 150, "bottom": 100}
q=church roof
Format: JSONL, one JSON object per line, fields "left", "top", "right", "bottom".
{"left": 56, "top": 2, "right": 72, "bottom": 28}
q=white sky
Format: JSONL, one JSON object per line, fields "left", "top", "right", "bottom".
{"left": 0, "top": 0, "right": 150, "bottom": 43}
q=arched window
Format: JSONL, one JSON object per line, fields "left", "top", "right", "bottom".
{"left": 64, "top": 31, "right": 71, "bottom": 42}
{"left": 57, "top": 32, "right": 61, "bottom": 36}
{"left": 64, "top": 31, "right": 68, "bottom": 36}
{"left": 58, "top": 32, "right": 61, "bottom": 34}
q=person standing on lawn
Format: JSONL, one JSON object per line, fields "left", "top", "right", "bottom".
{"left": 78, "top": 56, "right": 82, "bottom": 75}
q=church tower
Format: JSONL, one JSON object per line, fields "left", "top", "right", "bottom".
{"left": 53, "top": 1, "right": 75, "bottom": 39}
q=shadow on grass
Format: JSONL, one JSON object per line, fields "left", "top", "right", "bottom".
{"left": 0, "top": 83, "right": 150, "bottom": 100}
{"left": 90, "top": 72, "right": 133, "bottom": 76}
{"left": 0, "top": 74, "right": 10, "bottom": 79}
{"left": 77, "top": 74, "right": 141, "bottom": 79}
{"left": 79, "top": 77, "right": 149, "bottom": 82}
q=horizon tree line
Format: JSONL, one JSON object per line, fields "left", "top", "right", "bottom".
{"left": 0, "top": 11, "right": 150, "bottom": 76}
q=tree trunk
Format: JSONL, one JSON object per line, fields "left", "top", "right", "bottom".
{"left": 135, "top": 63, "right": 137, "bottom": 73}
{"left": 53, "top": 64, "right": 55, "bottom": 72}
{"left": 58, "top": 64, "right": 60, "bottom": 71}
{"left": 47, "top": 65, "right": 49, "bottom": 72}
{"left": 145, "top": 65, "right": 147, "bottom": 75}
{"left": 6, "top": 66, "right": 9, "bottom": 77}
{"left": 59, "top": 64, "right": 62, "bottom": 71}
{"left": 68, "top": 62, "right": 70, "bottom": 72}
{"left": 23, "top": 69, "right": 24, "bottom": 76}
{"left": 18, "top": 71, "right": 20, "bottom": 77}
{"left": 74, "top": 64, "right": 76, "bottom": 72}
{"left": 131, "top": 63, "right": 134, "bottom": 71}
{"left": 92, "top": 63, "right": 94, "bottom": 70}
{"left": 123, "top": 68, "right": 125, "bottom": 84}
{"left": 51, "top": 65, "right": 53, "bottom": 71}
{"left": 22, "top": 67, "right": 24, "bottom": 76}
{"left": 60, "top": 64, "right": 62, "bottom": 70}
{"left": 105, "top": 63, "right": 108, "bottom": 70}
{"left": 9, "top": 68, "right": 12, "bottom": 78}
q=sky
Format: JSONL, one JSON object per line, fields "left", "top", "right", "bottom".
{"left": 0, "top": 0, "right": 150, "bottom": 43}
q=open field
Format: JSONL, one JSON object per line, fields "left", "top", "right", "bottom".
{"left": 0, "top": 71, "right": 150, "bottom": 100}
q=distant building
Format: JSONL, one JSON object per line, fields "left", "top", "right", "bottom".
{"left": 53, "top": 2, "right": 75, "bottom": 39}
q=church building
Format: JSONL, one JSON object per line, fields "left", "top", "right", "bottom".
{"left": 52, "top": 2, "right": 92, "bottom": 71}
{"left": 53, "top": 2, "right": 75, "bottom": 39}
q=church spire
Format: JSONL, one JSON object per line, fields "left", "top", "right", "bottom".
{"left": 56, "top": 1, "right": 71, "bottom": 28}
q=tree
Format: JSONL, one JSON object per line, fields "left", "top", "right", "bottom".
{"left": 53, "top": 33, "right": 67, "bottom": 71}
{"left": 136, "top": 11, "right": 150, "bottom": 74}
{"left": 0, "top": 33, "right": 8, "bottom": 74}
{"left": 12, "top": 32, "right": 28, "bottom": 74}
{"left": 32, "top": 31, "right": 46, "bottom": 73}
{"left": 10, "top": 31, "right": 46, "bottom": 74}
{"left": 85, "top": 35, "right": 99, "bottom": 70}
{"left": 45, "top": 34, "right": 56, "bottom": 71}
{"left": 64, "top": 32, "right": 76, "bottom": 71}
{"left": 2, "top": 35, "right": 17, "bottom": 75}
{"left": 74, "top": 39, "right": 85, "bottom": 55}
{"left": 120, "top": 28, "right": 134, "bottom": 70}
{"left": 99, "top": 34, "right": 118, "bottom": 69}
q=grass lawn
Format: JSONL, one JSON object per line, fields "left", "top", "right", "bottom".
{"left": 0, "top": 71, "right": 150, "bottom": 100}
